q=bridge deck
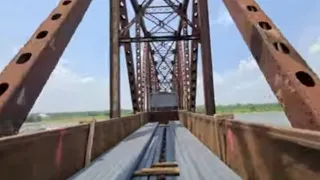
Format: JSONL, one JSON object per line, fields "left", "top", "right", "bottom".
{"left": 70, "top": 121, "right": 241, "bottom": 180}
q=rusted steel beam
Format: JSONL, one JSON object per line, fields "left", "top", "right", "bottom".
{"left": 168, "top": 0, "right": 191, "bottom": 97}
{"left": 141, "top": 43, "right": 148, "bottom": 111}
{"left": 119, "top": 35, "right": 199, "bottom": 43}
{"left": 171, "top": 55, "right": 177, "bottom": 91}
{"left": 177, "top": 0, "right": 191, "bottom": 33}
{"left": 182, "top": 27, "right": 191, "bottom": 111}
{"left": 0, "top": 0, "right": 93, "bottom": 136}
{"left": 150, "top": 55, "right": 158, "bottom": 92}
{"left": 175, "top": 1, "right": 190, "bottom": 109}
{"left": 110, "top": 0, "right": 121, "bottom": 118}
{"left": 172, "top": 42, "right": 183, "bottom": 109}
{"left": 178, "top": 40, "right": 188, "bottom": 109}
{"left": 0, "top": 114, "right": 143, "bottom": 180}
{"left": 179, "top": 111, "right": 320, "bottom": 180}
{"left": 119, "top": 0, "right": 139, "bottom": 113}
{"left": 198, "top": 0, "right": 216, "bottom": 115}
{"left": 223, "top": 0, "right": 320, "bottom": 130}
{"left": 148, "top": 111, "right": 179, "bottom": 123}
{"left": 136, "top": 19, "right": 144, "bottom": 112}
{"left": 188, "top": 0, "right": 199, "bottom": 112}
{"left": 145, "top": 48, "right": 151, "bottom": 112}
{"left": 189, "top": 43, "right": 198, "bottom": 112}
{"left": 130, "top": 0, "right": 162, "bottom": 92}
{"left": 176, "top": 42, "right": 184, "bottom": 109}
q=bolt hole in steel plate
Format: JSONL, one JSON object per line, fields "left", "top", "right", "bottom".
{"left": 247, "top": 5, "right": 258, "bottom": 12}
{"left": 259, "top": 21, "right": 272, "bottom": 30}
{"left": 51, "top": 13, "right": 62, "bottom": 20}
{"left": 16, "top": 53, "right": 32, "bottom": 64}
{"left": 273, "top": 42, "right": 290, "bottom": 54}
{"left": 0, "top": 83, "right": 9, "bottom": 96}
{"left": 36, "top": 31, "right": 48, "bottom": 39}
{"left": 62, "top": 0, "right": 72, "bottom": 6}
{"left": 296, "top": 71, "right": 315, "bottom": 87}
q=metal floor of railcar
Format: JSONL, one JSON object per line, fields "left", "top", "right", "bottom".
{"left": 69, "top": 121, "right": 241, "bottom": 180}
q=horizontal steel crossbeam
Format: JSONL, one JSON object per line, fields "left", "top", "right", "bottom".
{"left": 119, "top": 35, "right": 199, "bottom": 43}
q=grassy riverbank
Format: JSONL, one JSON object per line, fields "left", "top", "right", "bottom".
{"left": 27, "top": 110, "right": 133, "bottom": 123}
{"left": 196, "top": 103, "right": 283, "bottom": 113}
{"left": 27, "top": 103, "right": 283, "bottom": 123}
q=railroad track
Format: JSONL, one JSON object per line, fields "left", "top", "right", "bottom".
{"left": 70, "top": 122, "right": 240, "bottom": 180}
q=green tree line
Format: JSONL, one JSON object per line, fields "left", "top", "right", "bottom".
{"left": 196, "top": 103, "right": 283, "bottom": 113}
{"left": 26, "top": 103, "right": 283, "bottom": 123}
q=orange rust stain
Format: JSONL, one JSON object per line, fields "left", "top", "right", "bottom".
{"left": 227, "top": 128, "right": 235, "bottom": 153}
{"left": 55, "top": 129, "right": 66, "bottom": 175}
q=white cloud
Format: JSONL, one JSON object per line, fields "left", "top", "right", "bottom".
{"left": 30, "top": 55, "right": 134, "bottom": 113}
{"left": 31, "top": 59, "right": 108, "bottom": 113}
{"left": 214, "top": 11, "right": 232, "bottom": 27}
{"left": 308, "top": 37, "right": 320, "bottom": 55}
{"left": 3, "top": 48, "right": 320, "bottom": 113}
{"left": 196, "top": 57, "right": 277, "bottom": 105}
{"left": 80, "top": 77, "right": 95, "bottom": 84}
{"left": 196, "top": 42, "right": 320, "bottom": 107}
{"left": 0, "top": 45, "right": 133, "bottom": 113}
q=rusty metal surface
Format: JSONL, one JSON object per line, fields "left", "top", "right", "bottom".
{"left": 179, "top": 111, "right": 320, "bottom": 180}
{"left": 176, "top": 41, "right": 184, "bottom": 109}
{"left": 188, "top": 0, "right": 199, "bottom": 112}
{"left": 223, "top": 0, "right": 320, "bottom": 130}
{"left": 119, "top": 0, "right": 139, "bottom": 113}
{"left": 0, "top": 0, "right": 93, "bottom": 136}
{"left": 70, "top": 122, "right": 159, "bottom": 180}
{"left": 1, "top": 1, "right": 320, "bottom": 179}
{"left": 116, "top": 0, "right": 211, "bottom": 114}
{"left": 148, "top": 111, "right": 179, "bottom": 123}
{"left": 110, "top": 0, "right": 121, "bottom": 118}
{"left": 130, "top": 0, "right": 195, "bottom": 93}
{"left": 0, "top": 114, "right": 144, "bottom": 180}
{"left": 198, "top": 0, "right": 216, "bottom": 115}
{"left": 136, "top": 17, "right": 144, "bottom": 112}
{"left": 168, "top": 121, "right": 241, "bottom": 180}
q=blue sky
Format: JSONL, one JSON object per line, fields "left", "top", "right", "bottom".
{"left": 0, "top": 0, "right": 320, "bottom": 113}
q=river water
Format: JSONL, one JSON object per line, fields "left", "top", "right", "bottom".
{"left": 234, "top": 111, "right": 291, "bottom": 128}
{"left": 20, "top": 121, "right": 78, "bottom": 134}
{"left": 19, "top": 111, "right": 291, "bottom": 134}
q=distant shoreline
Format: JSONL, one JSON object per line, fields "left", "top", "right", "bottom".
{"left": 27, "top": 103, "right": 282, "bottom": 122}
{"left": 196, "top": 103, "right": 283, "bottom": 114}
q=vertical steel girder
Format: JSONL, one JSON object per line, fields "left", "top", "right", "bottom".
{"left": 131, "top": 0, "right": 161, "bottom": 92}
{"left": 145, "top": 47, "right": 151, "bottom": 111}
{"left": 141, "top": 43, "right": 147, "bottom": 111}
{"left": 131, "top": 0, "right": 193, "bottom": 93}
{"left": 110, "top": 0, "right": 121, "bottom": 118}
{"left": 176, "top": 41, "right": 184, "bottom": 109}
{"left": 223, "top": 0, "right": 320, "bottom": 130}
{"left": 178, "top": 40, "right": 188, "bottom": 109}
{"left": 175, "top": 0, "right": 189, "bottom": 110}
{"left": 181, "top": 24, "right": 191, "bottom": 111}
{"left": 198, "top": 0, "right": 216, "bottom": 115}
{"left": 119, "top": 0, "right": 139, "bottom": 113}
{"left": 136, "top": 19, "right": 144, "bottom": 112}
{"left": 188, "top": 0, "right": 198, "bottom": 112}
{"left": 150, "top": 56, "right": 158, "bottom": 92}
{"left": 0, "top": 0, "right": 93, "bottom": 136}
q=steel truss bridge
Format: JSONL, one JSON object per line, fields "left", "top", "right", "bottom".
{"left": 0, "top": 0, "right": 319, "bottom": 180}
